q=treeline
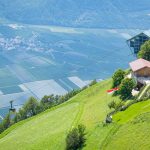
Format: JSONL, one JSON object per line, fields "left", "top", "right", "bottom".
{"left": 14, "top": 89, "right": 82, "bottom": 123}
{"left": 0, "top": 80, "right": 97, "bottom": 134}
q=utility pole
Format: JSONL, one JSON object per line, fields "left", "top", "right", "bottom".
{"left": 9, "top": 100, "right": 16, "bottom": 112}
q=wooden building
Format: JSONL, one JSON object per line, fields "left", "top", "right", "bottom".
{"left": 130, "top": 58, "right": 150, "bottom": 77}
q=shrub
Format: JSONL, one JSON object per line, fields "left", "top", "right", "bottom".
{"left": 119, "top": 78, "right": 136, "bottom": 100}
{"left": 108, "top": 100, "right": 125, "bottom": 111}
{"left": 0, "top": 113, "right": 12, "bottom": 133}
{"left": 66, "top": 124, "right": 86, "bottom": 150}
{"left": 23, "top": 97, "right": 41, "bottom": 117}
{"left": 112, "top": 69, "right": 125, "bottom": 88}
{"left": 40, "top": 95, "right": 57, "bottom": 110}
{"left": 108, "top": 100, "right": 116, "bottom": 109}
{"left": 3, "top": 114, "right": 11, "bottom": 129}
{"left": 0, "top": 123, "right": 4, "bottom": 133}
{"left": 115, "top": 101, "right": 125, "bottom": 111}
{"left": 14, "top": 97, "right": 42, "bottom": 121}
{"left": 59, "top": 89, "right": 81, "bottom": 104}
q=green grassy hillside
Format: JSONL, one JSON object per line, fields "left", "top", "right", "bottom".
{"left": 104, "top": 100, "right": 150, "bottom": 150}
{"left": 0, "top": 79, "right": 150, "bottom": 150}
{"left": 0, "top": 79, "right": 116, "bottom": 150}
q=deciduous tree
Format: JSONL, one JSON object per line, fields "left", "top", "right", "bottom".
{"left": 119, "top": 78, "right": 136, "bottom": 100}
{"left": 112, "top": 69, "right": 125, "bottom": 88}
{"left": 138, "top": 40, "right": 150, "bottom": 61}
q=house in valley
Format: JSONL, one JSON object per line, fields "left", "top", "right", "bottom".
{"left": 129, "top": 58, "right": 150, "bottom": 85}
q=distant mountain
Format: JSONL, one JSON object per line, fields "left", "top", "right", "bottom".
{"left": 0, "top": 0, "right": 150, "bottom": 29}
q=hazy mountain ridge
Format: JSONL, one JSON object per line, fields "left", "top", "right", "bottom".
{"left": 0, "top": 0, "right": 150, "bottom": 29}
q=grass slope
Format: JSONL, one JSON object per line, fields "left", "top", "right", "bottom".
{"left": 0, "top": 79, "right": 118, "bottom": 150}
{"left": 104, "top": 100, "right": 150, "bottom": 150}
{"left": 0, "top": 79, "right": 150, "bottom": 150}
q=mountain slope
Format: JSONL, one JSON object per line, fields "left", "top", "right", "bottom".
{"left": 0, "top": 79, "right": 115, "bottom": 150}
{"left": 0, "top": 79, "right": 150, "bottom": 150}
{"left": 104, "top": 100, "right": 150, "bottom": 150}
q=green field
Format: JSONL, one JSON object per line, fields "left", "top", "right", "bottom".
{"left": 0, "top": 79, "right": 150, "bottom": 150}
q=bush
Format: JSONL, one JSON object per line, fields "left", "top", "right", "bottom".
{"left": 23, "top": 97, "right": 41, "bottom": 117}
{"left": 115, "top": 101, "right": 125, "bottom": 111}
{"left": 108, "top": 100, "right": 116, "bottom": 109}
{"left": 0, "top": 113, "right": 11, "bottom": 133}
{"left": 40, "top": 95, "right": 57, "bottom": 110}
{"left": 3, "top": 114, "right": 11, "bottom": 129}
{"left": 14, "top": 97, "right": 41, "bottom": 122}
{"left": 66, "top": 124, "right": 86, "bottom": 150}
{"left": 58, "top": 89, "right": 81, "bottom": 104}
{"left": 17, "top": 108, "right": 27, "bottom": 120}
{"left": 119, "top": 78, "right": 136, "bottom": 100}
{"left": 108, "top": 100, "right": 125, "bottom": 111}
{"left": 112, "top": 69, "right": 125, "bottom": 88}
{"left": 0, "top": 123, "right": 4, "bottom": 133}
{"left": 138, "top": 40, "right": 150, "bottom": 61}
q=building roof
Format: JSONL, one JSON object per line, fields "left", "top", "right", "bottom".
{"left": 129, "top": 58, "right": 150, "bottom": 72}
{"left": 127, "top": 31, "right": 150, "bottom": 42}
{"left": 143, "top": 30, "right": 150, "bottom": 37}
